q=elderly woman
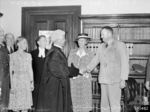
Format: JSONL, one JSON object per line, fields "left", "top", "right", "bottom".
{"left": 68, "top": 33, "right": 94, "bottom": 112}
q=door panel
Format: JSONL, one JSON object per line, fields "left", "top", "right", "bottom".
{"left": 32, "top": 15, "right": 69, "bottom": 54}
{"left": 22, "top": 6, "right": 81, "bottom": 56}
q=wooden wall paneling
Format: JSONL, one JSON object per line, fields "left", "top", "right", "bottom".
{"left": 80, "top": 14, "right": 150, "bottom": 112}
{"left": 22, "top": 6, "right": 81, "bottom": 54}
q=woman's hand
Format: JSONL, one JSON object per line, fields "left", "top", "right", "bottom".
{"left": 83, "top": 73, "right": 90, "bottom": 78}
{"left": 10, "top": 88, "right": 15, "bottom": 94}
{"left": 31, "top": 81, "right": 34, "bottom": 91}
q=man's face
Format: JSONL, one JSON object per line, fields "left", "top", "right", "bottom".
{"left": 60, "top": 34, "right": 66, "bottom": 47}
{"left": 38, "top": 37, "right": 47, "bottom": 48}
{"left": 5, "top": 34, "right": 15, "bottom": 46}
{"left": 101, "top": 29, "right": 111, "bottom": 43}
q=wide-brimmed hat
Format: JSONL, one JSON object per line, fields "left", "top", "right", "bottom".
{"left": 75, "top": 33, "right": 91, "bottom": 41}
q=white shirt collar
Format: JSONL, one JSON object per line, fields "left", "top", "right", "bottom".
{"left": 76, "top": 49, "right": 87, "bottom": 58}
{"left": 7, "top": 46, "right": 14, "bottom": 52}
{"left": 54, "top": 44, "right": 63, "bottom": 50}
{"left": 38, "top": 47, "right": 45, "bottom": 58}
{"left": 38, "top": 47, "right": 45, "bottom": 51}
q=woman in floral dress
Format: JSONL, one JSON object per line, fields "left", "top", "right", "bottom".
{"left": 9, "top": 36, "right": 34, "bottom": 112}
{"left": 68, "top": 34, "right": 94, "bottom": 112}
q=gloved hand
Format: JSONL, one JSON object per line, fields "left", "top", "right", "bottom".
{"left": 69, "top": 63, "right": 83, "bottom": 78}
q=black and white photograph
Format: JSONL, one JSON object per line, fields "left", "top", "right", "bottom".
{"left": 0, "top": 0, "right": 150, "bottom": 112}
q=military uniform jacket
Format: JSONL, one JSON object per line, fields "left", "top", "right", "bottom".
{"left": 0, "top": 44, "right": 10, "bottom": 108}
{"left": 87, "top": 40, "right": 129, "bottom": 84}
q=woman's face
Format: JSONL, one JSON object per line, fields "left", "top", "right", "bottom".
{"left": 77, "top": 38, "right": 87, "bottom": 48}
{"left": 18, "top": 39, "right": 27, "bottom": 51}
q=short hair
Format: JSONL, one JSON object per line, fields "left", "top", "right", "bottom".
{"left": 36, "top": 35, "right": 46, "bottom": 42}
{"left": 36, "top": 35, "right": 46, "bottom": 47}
{"left": 5, "top": 33, "right": 14, "bottom": 40}
{"left": 101, "top": 26, "right": 113, "bottom": 34}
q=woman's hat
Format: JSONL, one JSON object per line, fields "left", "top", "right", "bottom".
{"left": 75, "top": 33, "right": 91, "bottom": 41}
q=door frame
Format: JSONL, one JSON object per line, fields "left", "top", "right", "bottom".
{"left": 22, "top": 6, "right": 81, "bottom": 53}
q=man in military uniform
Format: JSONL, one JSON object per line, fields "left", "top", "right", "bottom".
{"left": 0, "top": 28, "right": 10, "bottom": 112}
{"left": 84, "top": 26, "right": 129, "bottom": 112}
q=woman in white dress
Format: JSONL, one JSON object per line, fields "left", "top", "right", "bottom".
{"left": 9, "top": 36, "right": 34, "bottom": 112}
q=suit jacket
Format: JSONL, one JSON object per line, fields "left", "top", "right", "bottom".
{"left": 87, "top": 40, "right": 129, "bottom": 84}
{"left": 31, "top": 48, "right": 48, "bottom": 84}
{"left": 36, "top": 45, "right": 79, "bottom": 112}
{"left": 146, "top": 56, "right": 150, "bottom": 82}
{"left": 31, "top": 48, "right": 48, "bottom": 110}
{"left": 6, "top": 45, "right": 16, "bottom": 54}
{"left": 0, "top": 44, "right": 10, "bottom": 108}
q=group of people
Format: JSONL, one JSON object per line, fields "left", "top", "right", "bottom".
{"left": 0, "top": 32, "right": 34, "bottom": 112}
{"left": 0, "top": 26, "right": 150, "bottom": 112}
{"left": 0, "top": 29, "right": 84, "bottom": 112}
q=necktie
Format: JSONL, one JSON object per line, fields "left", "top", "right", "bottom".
{"left": 10, "top": 47, "right": 13, "bottom": 53}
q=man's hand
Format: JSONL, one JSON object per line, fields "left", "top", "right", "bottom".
{"left": 79, "top": 68, "right": 86, "bottom": 75}
{"left": 80, "top": 67, "right": 91, "bottom": 74}
{"left": 120, "top": 80, "right": 126, "bottom": 89}
{"left": 145, "top": 81, "right": 149, "bottom": 90}
{"left": 83, "top": 73, "right": 90, "bottom": 78}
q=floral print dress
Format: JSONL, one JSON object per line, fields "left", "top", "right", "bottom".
{"left": 68, "top": 49, "right": 94, "bottom": 112}
{"left": 8, "top": 52, "right": 33, "bottom": 111}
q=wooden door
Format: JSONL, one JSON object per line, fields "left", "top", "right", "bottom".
{"left": 22, "top": 6, "right": 81, "bottom": 56}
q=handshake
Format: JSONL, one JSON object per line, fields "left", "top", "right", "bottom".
{"left": 79, "top": 67, "right": 91, "bottom": 78}
{"left": 69, "top": 63, "right": 91, "bottom": 78}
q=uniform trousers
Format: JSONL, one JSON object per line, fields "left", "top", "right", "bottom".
{"left": 100, "top": 83, "right": 121, "bottom": 112}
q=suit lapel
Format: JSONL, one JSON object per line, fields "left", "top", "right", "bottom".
{"left": 36, "top": 48, "right": 48, "bottom": 58}
{"left": 6, "top": 47, "right": 10, "bottom": 54}
{"left": 0, "top": 45, "right": 9, "bottom": 61}
{"left": 36, "top": 49, "right": 39, "bottom": 58}
{"left": 45, "top": 49, "right": 48, "bottom": 54}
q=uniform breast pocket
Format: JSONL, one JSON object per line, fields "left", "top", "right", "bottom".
{"left": 108, "top": 49, "right": 119, "bottom": 63}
